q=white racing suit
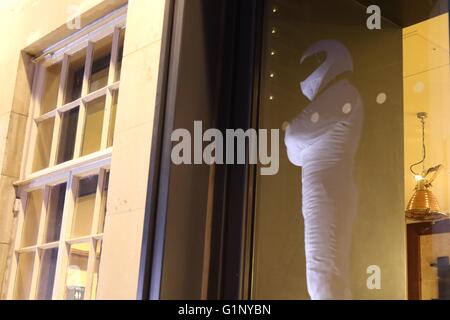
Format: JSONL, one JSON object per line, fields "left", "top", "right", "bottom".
{"left": 285, "top": 78, "right": 363, "bottom": 299}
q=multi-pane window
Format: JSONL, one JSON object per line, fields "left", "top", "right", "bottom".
{"left": 8, "top": 9, "right": 126, "bottom": 300}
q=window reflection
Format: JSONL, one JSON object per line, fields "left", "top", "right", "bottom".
{"left": 89, "top": 37, "right": 112, "bottom": 93}
{"left": 32, "top": 118, "right": 54, "bottom": 172}
{"left": 57, "top": 107, "right": 79, "bottom": 164}
{"left": 37, "top": 248, "right": 58, "bottom": 300}
{"left": 71, "top": 175, "right": 98, "bottom": 238}
{"left": 40, "top": 63, "right": 61, "bottom": 115}
{"left": 21, "top": 190, "right": 43, "bottom": 247}
{"left": 44, "top": 183, "right": 66, "bottom": 243}
{"left": 65, "top": 51, "right": 85, "bottom": 104}
{"left": 65, "top": 243, "right": 89, "bottom": 300}
{"left": 81, "top": 97, "right": 105, "bottom": 156}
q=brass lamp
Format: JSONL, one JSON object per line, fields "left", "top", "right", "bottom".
{"left": 405, "top": 112, "right": 448, "bottom": 221}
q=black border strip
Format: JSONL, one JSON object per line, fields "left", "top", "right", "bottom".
{"left": 242, "top": 0, "right": 265, "bottom": 299}
{"left": 208, "top": 0, "right": 265, "bottom": 299}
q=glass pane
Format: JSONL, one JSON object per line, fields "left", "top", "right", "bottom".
{"left": 64, "top": 50, "right": 85, "bottom": 104}
{"left": 91, "top": 240, "right": 103, "bottom": 299}
{"left": 36, "top": 247, "right": 58, "bottom": 300}
{"left": 114, "top": 29, "right": 125, "bottom": 82}
{"left": 40, "top": 62, "right": 61, "bottom": 115}
{"left": 57, "top": 107, "right": 79, "bottom": 164}
{"left": 81, "top": 96, "right": 105, "bottom": 156}
{"left": 13, "top": 252, "right": 35, "bottom": 299}
{"left": 71, "top": 175, "right": 98, "bottom": 238}
{"left": 251, "top": 0, "right": 449, "bottom": 300}
{"left": 89, "top": 36, "right": 112, "bottom": 93}
{"left": 32, "top": 118, "right": 54, "bottom": 172}
{"left": 107, "top": 91, "right": 118, "bottom": 147}
{"left": 44, "top": 183, "right": 66, "bottom": 243}
{"left": 65, "top": 242, "right": 89, "bottom": 300}
{"left": 98, "top": 171, "right": 110, "bottom": 233}
{"left": 404, "top": 12, "right": 450, "bottom": 300}
{"left": 21, "top": 189, "right": 43, "bottom": 247}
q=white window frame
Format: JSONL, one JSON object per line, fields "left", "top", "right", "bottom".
{"left": 7, "top": 5, "right": 127, "bottom": 300}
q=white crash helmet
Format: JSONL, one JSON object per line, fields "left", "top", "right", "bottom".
{"left": 300, "top": 40, "right": 353, "bottom": 101}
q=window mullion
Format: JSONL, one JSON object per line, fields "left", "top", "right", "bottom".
{"left": 27, "top": 186, "right": 50, "bottom": 299}
{"left": 34, "top": 109, "right": 57, "bottom": 123}
{"left": 83, "top": 238, "right": 97, "bottom": 300}
{"left": 6, "top": 193, "right": 28, "bottom": 299}
{"left": 73, "top": 102, "right": 87, "bottom": 159}
{"left": 27, "top": 249, "right": 40, "bottom": 300}
{"left": 90, "top": 169, "right": 106, "bottom": 236}
{"left": 48, "top": 106, "right": 61, "bottom": 167}
{"left": 73, "top": 42, "right": 94, "bottom": 158}
{"left": 49, "top": 55, "right": 70, "bottom": 167}
{"left": 38, "top": 242, "right": 59, "bottom": 250}
{"left": 100, "top": 91, "right": 113, "bottom": 150}
{"left": 82, "top": 42, "right": 94, "bottom": 97}
{"left": 109, "top": 27, "right": 121, "bottom": 85}
{"left": 99, "top": 27, "right": 120, "bottom": 150}
{"left": 84, "top": 168, "right": 105, "bottom": 300}
{"left": 52, "top": 174, "right": 77, "bottom": 299}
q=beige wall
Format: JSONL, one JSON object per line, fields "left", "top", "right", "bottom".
{"left": 0, "top": 0, "right": 166, "bottom": 299}
{"left": 403, "top": 14, "right": 450, "bottom": 215}
{"left": 97, "top": 0, "right": 166, "bottom": 299}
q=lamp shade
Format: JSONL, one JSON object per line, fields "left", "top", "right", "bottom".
{"left": 405, "top": 181, "right": 448, "bottom": 221}
{"left": 405, "top": 113, "right": 448, "bottom": 222}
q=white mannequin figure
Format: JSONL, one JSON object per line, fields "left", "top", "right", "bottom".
{"left": 284, "top": 40, "right": 364, "bottom": 300}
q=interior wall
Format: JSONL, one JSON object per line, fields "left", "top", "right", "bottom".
{"left": 253, "top": 0, "right": 406, "bottom": 299}
{"left": 403, "top": 13, "right": 450, "bottom": 216}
